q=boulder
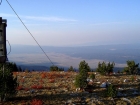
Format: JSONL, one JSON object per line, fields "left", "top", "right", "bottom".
{"left": 100, "top": 82, "right": 107, "bottom": 88}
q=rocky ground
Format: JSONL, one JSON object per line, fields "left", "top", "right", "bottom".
{"left": 1, "top": 71, "right": 140, "bottom": 105}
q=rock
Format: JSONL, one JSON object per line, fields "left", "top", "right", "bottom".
{"left": 132, "top": 91, "right": 139, "bottom": 95}
{"left": 100, "top": 82, "right": 107, "bottom": 88}
{"left": 67, "top": 100, "right": 72, "bottom": 103}
{"left": 118, "top": 87, "right": 124, "bottom": 90}
{"left": 124, "top": 79, "right": 128, "bottom": 82}
{"left": 117, "top": 91, "right": 123, "bottom": 97}
{"left": 121, "top": 98, "right": 131, "bottom": 104}
{"left": 86, "top": 98, "right": 90, "bottom": 102}
{"left": 96, "top": 81, "right": 100, "bottom": 84}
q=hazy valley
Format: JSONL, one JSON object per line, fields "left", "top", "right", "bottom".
{"left": 7, "top": 44, "right": 140, "bottom": 71}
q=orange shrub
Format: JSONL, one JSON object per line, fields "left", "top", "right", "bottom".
{"left": 49, "top": 79, "right": 55, "bottom": 83}
{"left": 31, "top": 85, "right": 38, "bottom": 89}
{"left": 24, "top": 88, "right": 30, "bottom": 91}
{"left": 41, "top": 73, "right": 46, "bottom": 78}
{"left": 16, "top": 86, "right": 23, "bottom": 90}
{"left": 31, "top": 99, "right": 43, "bottom": 105}
{"left": 31, "top": 85, "right": 43, "bottom": 89}
{"left": 37, "top": 85, "right": 43, "bottom": 89}
{"left": 39, "top": 79, "right": 44, "bottom": 84}
{"left": 45, "top": 86, "right": 51, "bottom": 90}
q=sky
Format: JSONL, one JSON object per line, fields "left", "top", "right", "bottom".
{"left": 0, "top": 0, "right": 140, "bottom": 46}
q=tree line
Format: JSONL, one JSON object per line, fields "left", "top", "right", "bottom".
{"left": 0, "top": 60, "right": 139, "bottom": 75}
{"left": 0, "top": 62, "right": 22, "bottom": 72}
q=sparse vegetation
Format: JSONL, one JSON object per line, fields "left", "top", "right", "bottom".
{"left": 50, "top": 65, "right": 64, "bottom": 71}
{"left": 96, "top": 62, "right": 115, "bottom": 75}
{"left": 123, "top": 60, "right": 139, "bottom": 74}
{"left": 67, "top": 66, "right": 75, "bottom": 72}
{"left": 1, "top": 60, "right": 140, "bottom": 104}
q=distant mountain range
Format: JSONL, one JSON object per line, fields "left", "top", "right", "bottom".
{"left": 7, "top": 44, "right": 140, "bottom": 71}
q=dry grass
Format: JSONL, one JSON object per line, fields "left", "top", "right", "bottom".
{"left": 1, "top": 71, "right": 140, "bottom": 105}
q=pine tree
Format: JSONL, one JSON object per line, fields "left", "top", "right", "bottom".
{"left": 89, "top": 73, "right": 95, "bottom": 80}
{"left": 68, "top": 66, "right": 75, "bottom": 72}
{"left": 0, "top": 63, "right": 18, "bottom": 102}
{"left": 18, "top": 66, "right": 22, "bottom": 72}
{"left": 79, "top": 60, "right": 90, "bottom": 72}
{"left": 105, "top": 84, "right": 117, "bottom": 97}
{"left": 74, "top": 69, "right": 88, "bottom": 89}
{"left": 123, "top": 60, "right": 139, "bottom": 74}
{"left": 96, "top": 62, "right": 115, "bottom": 75}
{"left": 50, "top": 66, "right": 59, "bottom": 71}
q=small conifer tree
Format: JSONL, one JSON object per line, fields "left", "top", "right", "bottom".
{"left": 105, "top": 84, "right": 117, "bottom": 97}
{"left": 0, "top": 63, "right": 18, "bottom": 102}
{"left": 74, "top": 69, "right": 88, "bottom": 89}
{"left": 79, "top": 60, "right": 90, "bottom": 72}
{"left": 89, "top": 73, "right": 95, "bottom": 80}
{"left": 96, "top": 62, "right": 115, "bottom": 75}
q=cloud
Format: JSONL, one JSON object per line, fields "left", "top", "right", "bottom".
{"left": 0, "top": 13, "right": 77, "bottom": 22}
{"left": 24, "top": 16, "right": 77, "bottom": 22}
{"left": 0, "top": 13, "right": 16, "bottom": 17}
{"left": 90, "top": 21, "right": 127, "bottom": 26}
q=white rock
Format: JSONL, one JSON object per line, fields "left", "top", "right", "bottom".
{"left": 122, "top": 98, "right": 131, "bottom": 104}
{"left": 76, "top": 88, "right": 80, "bottom": 91}
{"left": 124, "top": 79, "right": 128, "bottom": 82}
{"left": 87, "top": 78, "right": 90, "bottom": 82}
{"left": 96, "top": 82, "right": 100, "bottom": 84}
{"left": 118, "top": 87, "right": 124, "bottom": 90}
{"left": 100, "top": 82, "right": 107, "bottom": 88}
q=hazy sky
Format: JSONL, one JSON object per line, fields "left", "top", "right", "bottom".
{"left": 0, "top": 0, "right": 140, "bottom": 46}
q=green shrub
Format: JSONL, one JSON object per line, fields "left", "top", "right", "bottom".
{"left": 79, "top": 60, "right": 90, "bottom": 72}
{"left": 105, "top": 84, "right": 117, "bottom": 97}
{"left": 74, "top": 69, "right": 88, "bottom": 89}
{"left": 0, "top": 63, "right": 18, "bottom": 102}
{"left": 25, "top": 69, "right": 30, "bottom": 73}
{"left": 89, "top": 73, "right": 95, "bottom": 80}
{"left": 96, "top": 62, "right": 115, "bottom": 75}
{"left": 123, "top": 60, "right": 139, "bottom": 74}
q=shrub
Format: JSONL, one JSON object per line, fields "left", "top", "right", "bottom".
{"left": 74, "top": 69, "right": 88, "bottom": 89}
{"left": 74, "top": 74, "right": 87, "bottom": 88}
{"left": 96, "top": 62, "right": 115, "bottom": 75}
{"left": 25, "top": 69, "right": 30, "bottom": 73}
{"left": 68, "top": 66, "right": 75, "bottom": 72}
{"left": 89, "top": 73, "right": 95, "bottom": 80}
{"left": 79, "top": 60, "right": 90, "bottom": 72}
{"left": 105, "top": 84, "right": 117, "bottom": 97}
{"left": 123, "top": 60, "right": 139, "bottom": 74}
{"left": 131, "top": 75, "right": 136, "bottom": 82}
{"left": 16, "top": 86, "right": 23, "bottom": 90}
{"left": 41, "top": 73, "right": 46, "bottom": 78}
{"left": 0, "top": 63, "right": 18, "bottom": 102}
{"left": 31, "top": 99, "right": 43, "bottom": 105}
{"left": 31, "top": 85, "right": 38, "bottom": 89}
